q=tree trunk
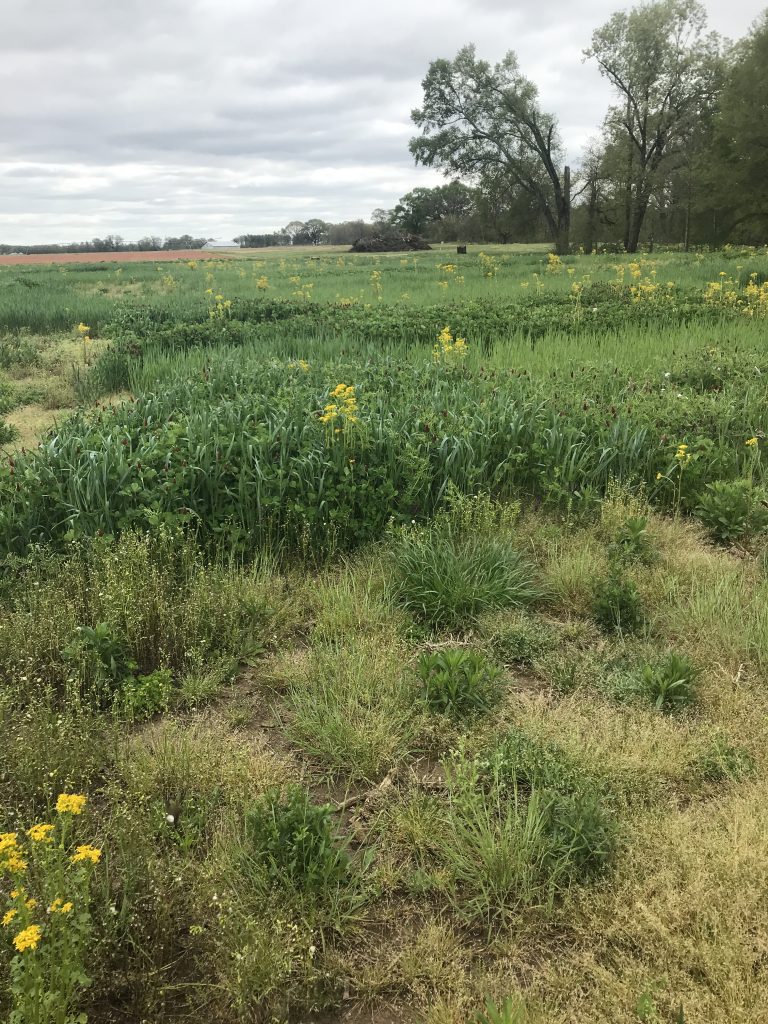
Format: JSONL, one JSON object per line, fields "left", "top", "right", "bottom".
{"left": 554, "top": 165, "right": 571, "bottom": 254}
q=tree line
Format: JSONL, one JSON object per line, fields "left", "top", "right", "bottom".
{"left": 0, "top": 235, "right": 210, "bottom": 256}
{"left": 408, "top": 0, "right": 768, "bottom": 253}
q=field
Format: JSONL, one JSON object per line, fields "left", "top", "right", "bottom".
{"left": 1, "top": 243, "right": 768, "bottom": 1024}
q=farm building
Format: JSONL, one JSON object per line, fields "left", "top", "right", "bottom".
{"left": 202, "top": 239, "right": 237, "bottom": 249}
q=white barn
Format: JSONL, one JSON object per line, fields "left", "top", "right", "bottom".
{"left": 202, "top": 239, "right": 238, "bottom": 250}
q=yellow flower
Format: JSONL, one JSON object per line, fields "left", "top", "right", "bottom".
{"left": 13, "top": 924, "right": 42, "bottom": 952}
{"left": 0, "top": 832, "right": 18, "bottom": 853}
{"left": 48, "top": 898, "right": 74, "bottom": 915}
{"left": 745, "top": 436, "right": 758, "bottom": 447}
{"left": 76, "top": 323, "right": 91, "bottom": 335}
{"left": 656, "top": 472, "right": 663, "bottom": 480}
{"left": 25, "top": 898, "right": 38, "bottom": 910}
{"left": 55, "top": 794, "right": 87, "bottom": 815}
{"left": 2, "top": 909, "right": 17, "bottom": 927}
{"left": 70, "top": 844, "right": 101, "bottom": 865}
{"left": 1, "top": 853, "right": 27, "bottom": 874}
{"left": 27, "top": 823, "right": 55, "bottom": 844}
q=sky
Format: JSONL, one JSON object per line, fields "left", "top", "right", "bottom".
{"left": 0, "top": 0, "right": 761, "bottom": 245}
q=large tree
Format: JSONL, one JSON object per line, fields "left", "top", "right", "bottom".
{"left": 409, "top": 46, "right": 572, "bottom": 253}
{"left": 585, "top": 0, "right": 723, "bottom": 252}
{"left": 707, "top": 11, "right": 768, "bottom": 240}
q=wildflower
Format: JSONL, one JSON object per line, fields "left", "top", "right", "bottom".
{"left": 76, "top": 323, "right": 91, "bottom": 335}
{"left": 48, "top": 898, "right": 73, "bottom": 915}
{"left": 56, "top": 793, "right": 87, "bottom": 815}
{"left": 656, "top": 472, "right": 663, "bottom": 480}
{"left": 746, "top": 436, "right": 758, "bottom": 447}
{"left": 25, "top": 898, "right": 38, "bottom": 910}
{"left": 2, "top": 853, "right": 27, "bottom": 874}
{"left": 13, "top": 925, "right": 42, "bottom": 953}
{"left": 674, "top": 443, "right": 689, "bottom": 460}
{"left": 70, "top": 845, "right": 102, "bottom": 865}
{"left": 0, "top": 832, "right": 18, "bottom": 853}
{"left": 2, "top": 909, "right": 17, "bottom": 927}
{"left": 27, "top": 823, "right": 55, "bottom": 843}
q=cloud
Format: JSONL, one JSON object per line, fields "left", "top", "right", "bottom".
{"left": 0, "top": 0, "right": 757, "bottom": 243}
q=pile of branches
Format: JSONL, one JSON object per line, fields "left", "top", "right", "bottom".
{"left": 349, "top": 234, "right": 432, "bottom": 253}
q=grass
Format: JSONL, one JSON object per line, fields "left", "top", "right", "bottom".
{"left": 1, "top": 249, "right": 768, "bottom": 1023}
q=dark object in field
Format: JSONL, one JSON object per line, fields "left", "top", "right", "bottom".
{"left": 457, "top": 245, "right": 467, "bottom": 254}
{"left": 350, "top": 233, "right": 432, "bottom": 253}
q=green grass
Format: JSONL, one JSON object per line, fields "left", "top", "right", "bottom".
{"left": 1, "top": 250, "right": 768, "bottom": 1024}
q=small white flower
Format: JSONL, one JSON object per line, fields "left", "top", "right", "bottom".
{"left": 664, "top": 372, "right": 671, "bottom": 378}
{"left": 166, "top": 814, "right": 175, "bottom": 824}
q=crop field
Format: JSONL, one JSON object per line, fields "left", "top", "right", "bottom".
{"left": 2, "top": 244, "right": 768, "bottom": 1024}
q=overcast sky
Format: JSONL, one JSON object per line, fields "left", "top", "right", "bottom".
{"left": 0, "top": 0, "right": 761, "bottom": 244}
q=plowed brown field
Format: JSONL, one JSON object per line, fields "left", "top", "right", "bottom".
{"left": 0, "top": 249, "right": 240, "bottom": 266}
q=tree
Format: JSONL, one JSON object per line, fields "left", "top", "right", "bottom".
{"left": 708, "top": 12, "right": 768, "bottom": 240}
{"left": 391, "top": 182, "right": 476, "bottom": 236}
{"left": 303, "top": 219, "right": 330, "bottom": 245}
{"left": 283, "top": 221, "right": 306, "bottom": 244}
{"left": 410, "top": 45, "right": 572, "bottom": 253}
{"left": 474, "top": 172, "right": 540, "bottom": 243}
{"left": 585, "top": 0, "right": 723, "bottom": 252}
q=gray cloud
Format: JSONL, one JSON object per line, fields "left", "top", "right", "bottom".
{"left": 0, "top": 0, "right": 759, "bottom": 243}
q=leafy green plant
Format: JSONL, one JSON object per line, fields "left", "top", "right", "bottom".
{"left": 394, "top": 530, "right": 539, "bottom": 630}
{"left": 592, "top": 573, "right": 644, "bottom": 634}
{"left": 116, "top": 668, "right": 174, "bottom": 720}
{"left": 608, "top": 516, "right": 656, "bottom": 564}
{"left": 696, "top": 479, "right": 768, "bottom": 543}
{"left": 243, "top": 786, "right": 352, "bottom": 894}
{"left": 417, "top": 648, "right": 501, "bottom": 715}
{"left": 62, "top": 622, "right": 137, "bottom": 706}
{"left": 474, "top": 996, "right": 528, "bottom": 1024}
{"left": 640, "top": 652, "right": 699, "bottom": 712}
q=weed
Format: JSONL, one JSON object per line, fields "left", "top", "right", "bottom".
{"left": 639, "top": 652, "right": 699, "bottom": 712}
{"left": 417, "top": 648, "right": 502, "bottom": 715}
{"left": 243, "top": 786, "right": 352, "bottom": 893}
{"left": 696, "top": 478, "right": 768, "bottom": 543}
{"left": 592, "top": 573, "right": 644, "bottom": 634}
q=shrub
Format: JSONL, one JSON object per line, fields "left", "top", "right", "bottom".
{"left": 592, "top": 573, "right": 643, "bottom": 634}
{"left": 417, "top": 648, "right": 501, "bottom": 716}
{"left": 393, "top": 530, "right": 539, "bottom": 631}
{"left": 696, "top": 479, "right": 768, "bottom": 544}
{"left": 640, "top": 652, "right": 699, "bottom": 712}
{"left": 243, "top": 786, "right": 351, "bottom": 894}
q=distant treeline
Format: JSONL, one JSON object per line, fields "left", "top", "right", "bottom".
{"left": 0, "top": 235, "right": 210, "bottom": 256}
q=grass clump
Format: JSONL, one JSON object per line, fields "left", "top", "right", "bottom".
{"left": 437, "top": 751, "right": 616, "bottom": 929}
{"left": 393, "top": 529, "right": 539, "bottom": 631}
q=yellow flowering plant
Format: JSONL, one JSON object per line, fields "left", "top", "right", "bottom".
{"left": 432, "top": 326, "right": 468, "bottom": 367}
{"left": 318, "top": 383, "right": 359, "bottom": 436}
{"left": 1, "top": 794, "right": 101, "bottom": 1023}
